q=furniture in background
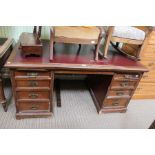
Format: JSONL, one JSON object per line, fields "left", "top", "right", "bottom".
{"left": 50, "top": 26, "right": 104, "bottom": 61}
{"left": 0, "top": 38, "right": 13, "bottom": 111}
{"left": 149, "top": 120, "right": 155, "bottom": 129}
{"left": 5, "top": 35, "right": 147, "bottom": 119}
{"left": 121, "top": 27, "right": 155, "bottom": 99}
{"left": 20, "top": 26, "right": 42, "bottom": 57}
{"left": 102, "top": 26, "right": 150, "bottom": 60}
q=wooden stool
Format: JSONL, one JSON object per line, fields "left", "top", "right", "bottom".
{"left": 50, "top": 26, "right": 104, "bottom": 61}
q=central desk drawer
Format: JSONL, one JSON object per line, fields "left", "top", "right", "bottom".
{"left": 17, "top": 91, "right": 50, "bottom": 99}
{"left": 15, "top": 71, "right": 50, "bottom": 77}
{"left": 111, "top": 81, "right": 137, "bottom": 90}
{"left": 16, "top": 80, "right": 50, "bottom": 87}
{"left": 17, "top": 101, "right": 50, "bottom": 112}
{"left": 103, "top": 98, "right": 129, "bottom": 107}
{"left": 114, "top": 73, "right": 140, "bottom": 81}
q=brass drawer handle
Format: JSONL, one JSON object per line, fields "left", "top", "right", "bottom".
{"left": 112, "top": 102, "right": 119, "bottom": 106}
{"left": 116, "top": 92, "right": 124, "bottom": 96}
{"left": 27, "top": 72, "right": 39, "bottom": 77}
{"left": 28, "top": 81, "right": 38, "bottom": 87}
{"left": 29, "top": 93, "right": 39, "bottom": 99}
{"left": 31, "top": 106, "right": 38, "bottom": 110}
{"left": 120, "top": 82, "right": 129, "bottom": 87}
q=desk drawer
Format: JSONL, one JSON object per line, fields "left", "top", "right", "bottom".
{"left": 15, "top": 71, "right": 51, "bottom": 77}
{"left": 103, "top": 98, "right": 129, "bottom": 107}
{"left": 16, "top": 80, "right": 50, "bottom": 87}
{"left": 111, "top": 81, "right": 137, "bottom": 90}
{"left": 17, "top": 101, "right": 50, "bottom": 112}
{"left": 107, "top": 90, "right": 132, "bottom": 98}
{"left": 114, "top": 74, "right": 140, "bottom": 81}
{"left": 17, "top": 91, "right": 50, "bottom": 100}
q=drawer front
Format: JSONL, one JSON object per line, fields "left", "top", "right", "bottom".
{"left": 15, "top": 71, "right": 50, "bottom": 77}
{"left": 111, "top": 81, "right": 137, "bottom": 90}
{"left": 114, "top": 73, "right": 140, "bottom": 81}
{"left": 107, "top": 90, "right": 132, "bottom": 97}
{"left": 16, "top": 80, "right": 50, "bottom": 87}
{"left": 17, "top": 102, "right": 50, "bottom": 112}
{"left": 103, "top": 98, "right": 129, "bottom": 107}
{"left": 17, "top": 91, "right": 50, "bottom": 99}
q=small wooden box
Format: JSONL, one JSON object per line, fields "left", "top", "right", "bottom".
{"left": 20, "top": 32, "right": 43, "bottom": 57}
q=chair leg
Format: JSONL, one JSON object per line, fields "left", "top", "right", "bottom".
{"left": 94, "top": 45, "right": 99, "bottom": 61}
{"left": 103, "top": 27, "right": 114, "bottom": 58}
{"left": 103, "top": 36, "right": 112, "bottom": 59}
{"left": 95, "top": 35, "right": 102, "bottom": 61}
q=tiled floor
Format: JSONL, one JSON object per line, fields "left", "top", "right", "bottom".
{"left": 0, "top": 80, "right": 154, "bottom": 129}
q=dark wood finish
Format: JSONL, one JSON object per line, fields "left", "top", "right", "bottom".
{"left": 5, "top": 39, "right": 148, "bottom": 119}
{"left": 17, "top": 101, "right": 50, "bottom": 112}
{"left": 17, "top": 91, "right": 50, "bottom": 100}
{"left": 20, "top": 26, "right": 43, "bottom": 57}
{"left": 88, "top": 72, "right": 143, "bottom": 113}
{"left": 0, "top": 38, "right": 13, "bottom": 111}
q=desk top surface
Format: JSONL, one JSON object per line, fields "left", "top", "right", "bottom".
{"left": 5, "top": 39, "right": 148, "bottom": 73}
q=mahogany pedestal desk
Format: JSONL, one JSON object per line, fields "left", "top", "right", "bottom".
{"left": 5, "top": 40, "right": 148, "bottom": 119}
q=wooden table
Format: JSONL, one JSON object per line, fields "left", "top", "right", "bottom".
{"left": 5, "top": 39, "right": 148, "bottom": 119}
{"left": 0, "top": 38, "right": 13, "bottom": 111}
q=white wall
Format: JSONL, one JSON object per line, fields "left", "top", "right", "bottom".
{"left": 0, "top": 26, "right": 50, "bottom": 42}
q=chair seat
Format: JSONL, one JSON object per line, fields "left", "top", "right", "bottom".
{"left": 113, "top": 26, "right": 145, "bottom": 41}
{"left": 54, "top": 26, "right": 100, "bottom": 40}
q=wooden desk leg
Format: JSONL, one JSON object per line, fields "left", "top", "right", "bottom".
{"left": 55, "top": 79, "right": 61, "bottom": 107}
{"left": 0, "top": 78, "right": 7, "bottom": 112}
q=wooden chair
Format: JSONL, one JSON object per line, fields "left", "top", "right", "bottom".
{"left": 103, "top": 26, "right": 152, "bottom": 60}
{"left": 50, "top": 26, "right": 104, "bottom": 61}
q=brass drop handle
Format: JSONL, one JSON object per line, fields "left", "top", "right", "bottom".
{"left": 27, "top": 72, "right": 39, "bottom": 77}
{"left": 29, "top": 81, "right": 38, "bottom": 87}
{"left": 112, "top": 102, "right": 119, "bottom": 106}
{"left": 31, "top": 106, "right": 38, "bottom": 110}
{"left": 120, "top": 82, "right": 129, "bottom": 87}
{"left": 116, "top": 92, "right": 124, "bottom": 96}
{"left": 29, "top": 93, "right": 39, "bottom": 99}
